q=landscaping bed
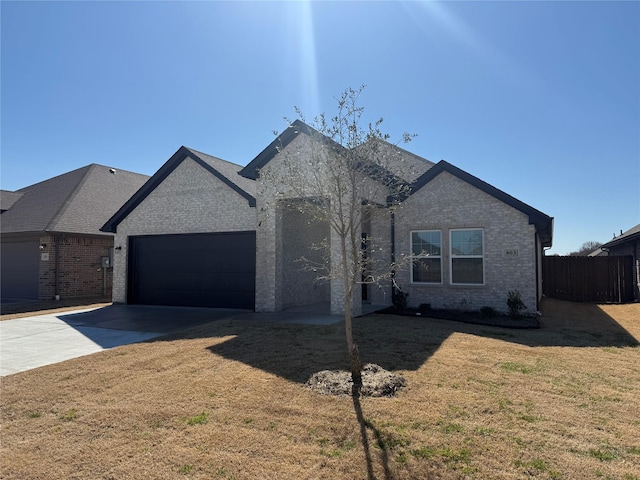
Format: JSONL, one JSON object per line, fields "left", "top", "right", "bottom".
{"left": 375, "top": 306, "right": 541, "bottom": 329}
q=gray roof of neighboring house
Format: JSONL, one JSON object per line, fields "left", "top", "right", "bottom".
{"left": 0, "top": 190, "right": 24, "bottom": 211}
{"left": 1, "top": 164, "right": 150, "bottom": 236}
{"left": 101, "top": 146, "right": 256, "bottom": 233}
{"left": 601, "top": 223, "right": 640, "bottom": 249}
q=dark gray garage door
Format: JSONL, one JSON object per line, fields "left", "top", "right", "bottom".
{"left": 1, "top": 241, "right": 40, "bottom": 301}
{"left": 127, "top": 232, "right": 256, "bottom": 309}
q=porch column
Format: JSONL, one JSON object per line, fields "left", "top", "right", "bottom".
{"left": 255, "top": 199, "right": 283, "bottom": 312}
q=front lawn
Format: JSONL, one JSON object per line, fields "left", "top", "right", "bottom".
{"left": 1, "top": 299, "right": 638, "bottom": 479}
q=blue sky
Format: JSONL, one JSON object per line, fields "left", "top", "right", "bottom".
{"left": 1, "top": 1, "right": 638, "bottom": 255}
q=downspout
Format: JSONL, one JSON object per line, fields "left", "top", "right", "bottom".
{"left": 535, "top": 232, "right": 540, "bottom": 312}
{"left": 54, "top": 235, "right": 61, "bottom": 300}
{"left": 540, "top": 244, "right": 553, "bottom": 311}
{"left": 390, "top": 209, "right": 396, "bottom": 301}
{"left": 102, "top": 259, "right": 107, "bottom": 297}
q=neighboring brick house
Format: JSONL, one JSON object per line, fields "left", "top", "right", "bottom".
{"left": 600, "top": 224, "right": 640, "bottom": 300}
{"left": 102, "top": 120, "right": 553, "bottom": 315}
{"left": 1, "top": 165, "right": 149, "bottom": 301}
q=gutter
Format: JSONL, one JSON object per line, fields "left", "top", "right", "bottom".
{"left": 390, "top": 209, "right": 397, "bottom": 300}
{"left": 54, "top": 235, "right": 60, "bottom": 300}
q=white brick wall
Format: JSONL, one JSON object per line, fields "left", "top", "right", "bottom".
{"left": 368, "top": 206, "right": 394, "bottom": 306}
{"left": 111, "top": 143, "right": 543, "bottom": 316}
{"left": 255, "top": 134, "right": 369, "bottom": 314}
{"left": 281, "top": 206, "right": 331, "bottom": 308}
{"left": 112, "top": 157, "right": 256, "bottom": 303}
{"left": 394, "top": 171, "right": 538, "bottom": 314}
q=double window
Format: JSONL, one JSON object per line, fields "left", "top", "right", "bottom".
{"left": 411, "top": 228, "right": 484, "bottom": 285}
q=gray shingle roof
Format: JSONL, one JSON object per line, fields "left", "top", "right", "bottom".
{"left": 238, "top": 119, "right": 433, "bottom": 184}
{"left": 354, "top": 139, "right": 435, "bottom": 183}
{"left": 1, "top": 165, "right": 149, "bottom": 236}
{"left": 0, "top": 190, "right": 24, "bottom": 211}
{"left": 601, "top": 223, "right": 640, "bottom": 249}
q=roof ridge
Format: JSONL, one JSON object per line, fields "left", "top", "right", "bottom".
{"left": 184, "top": 147, "right": 243, "bottom": 169}
{"left": 239, "top": 119, "right": 346, "bottom": 180}
{"left": 46, "top": 164, "right": 96, "bottom": 232}
{"left": 363, "top": 137, "right": 434, "bottom": 165}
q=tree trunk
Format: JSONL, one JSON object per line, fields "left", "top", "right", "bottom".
{"left": 342, "top": 238, "right": 362, "bottom": 392}
{"left": 344, "top": 302, "right": 362, "bottom": 390}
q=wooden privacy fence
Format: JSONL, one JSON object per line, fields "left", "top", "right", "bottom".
{"left": 543, "top": 255, "right": 634, "bottom": 303}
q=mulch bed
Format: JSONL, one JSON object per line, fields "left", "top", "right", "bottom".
{"left": 375, "top": 306, "right": 541, "bottom": 329}
{"left": 307, "top": 363, "right": 407, "bottom": 397}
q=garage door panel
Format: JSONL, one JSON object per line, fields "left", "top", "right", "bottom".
{"left": 0, "top": 241, "right": 40, "bottom": 300}
{"left": 128, "top": 232, "right": 255, "bottom": 309}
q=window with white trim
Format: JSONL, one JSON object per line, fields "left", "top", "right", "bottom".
{"left": 411, "top": 230, "right": 442, "bottom": 284}
{"left": 450, "top": 229, "right": 484, "bottom": 284}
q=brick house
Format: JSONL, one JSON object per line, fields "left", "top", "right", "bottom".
{"left": 102, "top": 120, "right": 553, "bottom": 315}
{"left": 600, "top": 224, "right": 640, "bottom": 300}
{"left": 1, "top": 165, "right": 149, "bottom": 301}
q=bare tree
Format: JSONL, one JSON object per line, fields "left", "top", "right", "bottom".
{"left": 259, "top": 86, "right": 415, "bottom": 388}
{"left": 569, "top": 240, "right": 603, "bottom": 256}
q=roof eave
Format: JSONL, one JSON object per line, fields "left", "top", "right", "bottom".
{"left": 238, "top": 119, "right": 344, "bottom": 180}
{"left": 405, "top": 160, "right": 554, "bottom": 247}
{"left": 101, "top": 147, "right": 256, "bottom": 233}
{"left": 601, "top": 231, "right": 640, "bottom": 249}
{"left": 101, "top": 147, "right": 192, "bottom": 233}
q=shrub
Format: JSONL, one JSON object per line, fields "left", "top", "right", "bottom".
{"left": 507, "top": 290, "right": 527, "bottom": 318}
{"left": 393, "top": 290, "right": 409, "bottom": 310}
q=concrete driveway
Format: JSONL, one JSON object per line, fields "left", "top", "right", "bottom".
{"left": 0, "top": 304, "right": 344, "bottom": 377}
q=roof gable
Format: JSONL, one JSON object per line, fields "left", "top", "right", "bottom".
{"left": 239, "top": 119, "right": 343, "bottom": 180}
{"left": 238, "top": 120, "right": 427, "bottom": 194}
{"left": 1, "top": 165, "right": 149, "bottom": 236}
{"left": 188, "top": 148, "right": 257, "bottom": 199}
{"left": 409, "top": 160, "right": 554, "bottom": 247}
{"left": 101, "top": 147, "right": 256, "bottom": 233}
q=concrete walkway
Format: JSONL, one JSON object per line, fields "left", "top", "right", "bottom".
{"left": 0, "top": 303, "right": 356, "bottom": 377}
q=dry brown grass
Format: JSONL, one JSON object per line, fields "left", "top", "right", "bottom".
{"left": 1, "top": 299, "right": 639, "bottom": 479}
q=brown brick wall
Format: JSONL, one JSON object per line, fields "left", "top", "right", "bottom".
{"left": 38, "top": 235, "right": 114, "bottom": 299}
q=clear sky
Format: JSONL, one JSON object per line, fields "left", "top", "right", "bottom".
{"left": 1, "top": 1, "right": 638, "bottom": 255}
